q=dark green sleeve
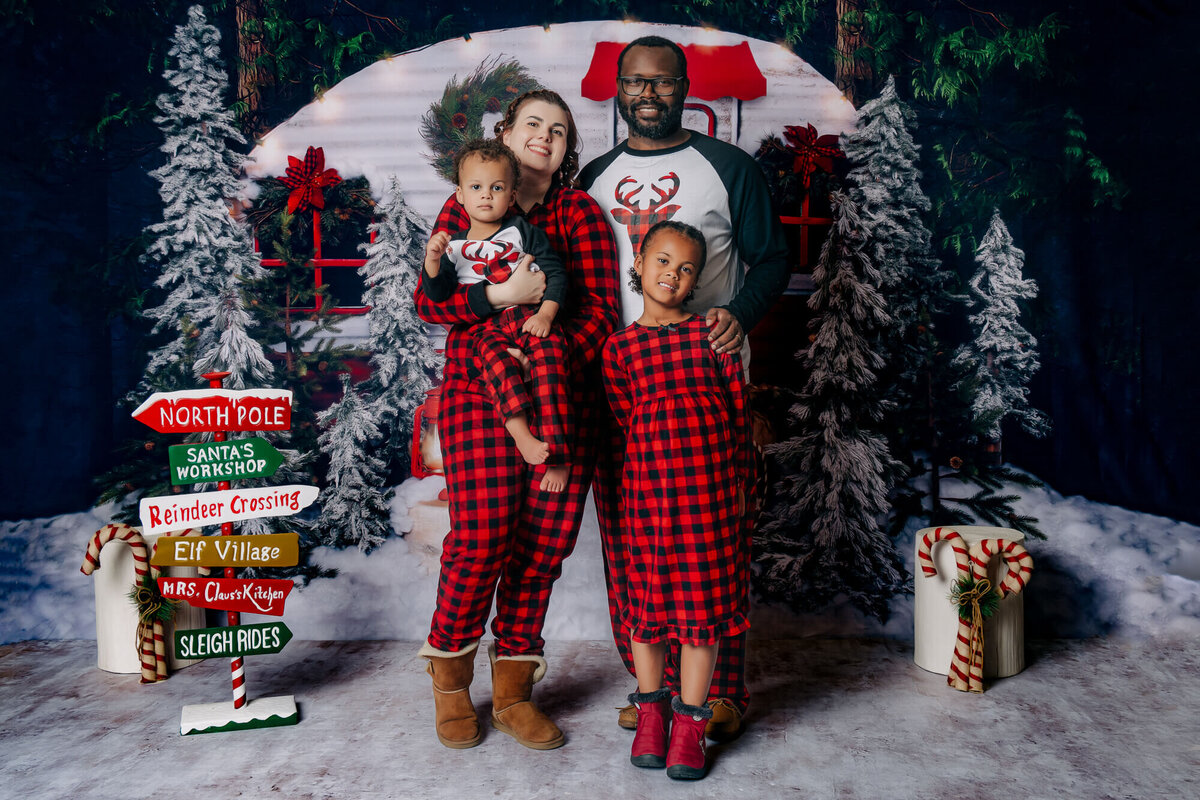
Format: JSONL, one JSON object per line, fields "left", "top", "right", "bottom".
{"left": 699, "top": 137, "right": 791, "bottom": 332}
{"left": 421, "top": 255, "right": 459, "bottom": 303}
{"left": 516, "top": 218, "right": 567, "bottom": 310}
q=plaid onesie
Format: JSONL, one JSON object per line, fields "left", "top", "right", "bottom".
{"left": 414, "top": 187, "right": 618, "bottom": 657}
{"left": 422, "top": 219, "right": 572, "bottom": 465}
{"left": 602, "top": 316, "right": 754, "bottom": 646}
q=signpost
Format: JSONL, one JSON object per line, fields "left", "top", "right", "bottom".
{"left": 151, "top": 534, "right": 300, "bottom": 568}
{"left": 132, "top": 388, "right": 292, "bottom": 433}
{"left": 138, "top": 485, "right": 318, "bottom": 535}
{"left": 132, "top": 372, "right": 306, "bottom": 735}
{"left": 168, "top": 437, "right": 284, "bottom": 485}
{"left": 158, "top": 577, "right": 294, "bottom": 616}
{"left": 175, "top": 622, "right": 294, "bottom": 660}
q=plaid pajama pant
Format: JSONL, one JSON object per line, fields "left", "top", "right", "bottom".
{"left": 427, "top": 367, "right": 603, "bottom": 655}
{"left": 422, "top": 186, "right": 620, "bottom": 658}
{"left": 475, "top": 304, "right": 573, "bottom": 467}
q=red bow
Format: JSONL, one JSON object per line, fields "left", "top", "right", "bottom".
{"left": 782, "top": 124, "right": 843, "bottom": 190}
{"left": 278, "top": 146, "right": 343, "bottom": 214}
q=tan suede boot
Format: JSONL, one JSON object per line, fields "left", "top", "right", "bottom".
{"left": 419, "top": 641, "right": 482, "bottom": 749}
{"left": 489, "top": 643, "right": 565, "bottom": 750}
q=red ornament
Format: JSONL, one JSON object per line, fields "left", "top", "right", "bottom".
{"left": 277, "top": 146, "right": 343, "bottom": 214}
{"left": 782, "top": 124, "right": 843, "bottom": 191}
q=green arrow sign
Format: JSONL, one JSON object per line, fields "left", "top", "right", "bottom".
{"left": 174, "top": 621, "right": 293, "bottom": 660}
{"left": 168, "top": 438, "right": 285, "bottom": 485}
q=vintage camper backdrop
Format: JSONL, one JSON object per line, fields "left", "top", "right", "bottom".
{"left": 245, "top": 21, "right": 856, "bottom": 376}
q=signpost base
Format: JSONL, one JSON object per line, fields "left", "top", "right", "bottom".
{"left": 180, "top": 695, "right": 298, "bottom": 735}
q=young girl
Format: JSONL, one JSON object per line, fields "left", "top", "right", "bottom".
{"left": 601, "top": 221, "right": 754, "bottom": 780}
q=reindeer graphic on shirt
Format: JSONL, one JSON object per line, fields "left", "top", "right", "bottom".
{"left": 449, "top": 238, "right": 523, "bottom": 284}
{"left": 609, "top": 172, "right": 682, "bottom": 253}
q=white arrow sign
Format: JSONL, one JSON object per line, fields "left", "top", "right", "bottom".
{"left": 138, "top": 485, "right": 319, "bottom": 535}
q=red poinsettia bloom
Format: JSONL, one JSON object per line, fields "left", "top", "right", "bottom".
{"left": 278, "top": 146, "right": 343, "bottom": 214}
{"left": 782, "top": 124, "right": 843, "bottom": 190}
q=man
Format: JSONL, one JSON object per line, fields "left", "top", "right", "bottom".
{"left": 578, "top": 35, "right": 790, "bottom": 739}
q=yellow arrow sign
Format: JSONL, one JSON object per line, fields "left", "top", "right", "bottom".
{"left": 150, "top": 533, "right": 299, "bottom": 568}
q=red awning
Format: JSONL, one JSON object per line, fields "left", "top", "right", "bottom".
{"left": 580, "top": 41, "right": 767, "bottom": 102}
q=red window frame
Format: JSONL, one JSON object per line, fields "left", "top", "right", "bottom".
{"left": 255, "top": 208, "right": 374, "bottom": 315}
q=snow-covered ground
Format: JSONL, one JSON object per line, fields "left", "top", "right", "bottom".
{"left": 2, "top": 469, "right": 1197, "bottom": 647}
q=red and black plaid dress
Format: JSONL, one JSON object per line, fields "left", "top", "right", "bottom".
{"left": 602, "top": 316, "right": 754, "bottom": 646}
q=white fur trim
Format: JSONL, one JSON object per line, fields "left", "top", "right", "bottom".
{"left": 418, "top": 639, "right": 479, "bottom": 660}
{"left": 488, "top": 641, "right": 548, "bottom": 683}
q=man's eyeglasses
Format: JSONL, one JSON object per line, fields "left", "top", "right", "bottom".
{"left": 617, "top": 76, "right": 684, "bottom": 97}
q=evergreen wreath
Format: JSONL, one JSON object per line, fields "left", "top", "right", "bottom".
{"left": 249, "top": 173, "right": 375, "bottom": 261}
{"left": 419, "top": 57, "right": 541, "bottom": 184}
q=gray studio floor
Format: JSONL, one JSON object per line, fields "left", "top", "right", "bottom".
{"left": 1, "top": 637, "right": 1196, "bottom": 800}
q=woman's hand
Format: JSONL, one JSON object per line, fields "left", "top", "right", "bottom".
{"left": 486, "top": 254, "right": 546, "bottom": 308}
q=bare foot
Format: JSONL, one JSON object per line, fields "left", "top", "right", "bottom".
{"left": 504, "top": 414, "right": 549, "bottom": 465}
{"left": 515, "top": 436, "right": 550, "bottom": 466}
{"left": 540, "top": 465, "right": 569, "bottom": 493}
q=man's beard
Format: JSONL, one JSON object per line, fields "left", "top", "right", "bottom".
{"left": 618, "top": 97, "right": 685, "bottom": 140}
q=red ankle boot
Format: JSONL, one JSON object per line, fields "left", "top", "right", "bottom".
{"left": 629, "top": 689, "right": 671, "bottom": 768}
{"left": 666, "top": 697, "right": 713, "bottom": 780}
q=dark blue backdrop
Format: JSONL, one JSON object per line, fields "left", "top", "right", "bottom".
{"left": 2, "top": 4, "right": 1196, "bottom": 525}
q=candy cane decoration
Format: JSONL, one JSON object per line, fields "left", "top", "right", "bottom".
{"left": 947, "top": 538, "right": 1034, "bottom": 692}
{"left": 82, "top": 525, "right": 203, "bottom": 683}
{"left": 917, "top": 527, "right": 970, "bottom": 578}
{"left": 81, "top": 524, "right": 158, "bottom": 683}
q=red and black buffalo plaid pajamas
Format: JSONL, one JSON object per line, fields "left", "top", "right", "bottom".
{"left": 415, "top": 187, "right": 619, "bottom": 657}
{"left": 601, "top": 317, "right": 754, "bottom": 647}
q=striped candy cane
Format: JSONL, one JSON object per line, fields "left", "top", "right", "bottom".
{"left": 148, "top": 528, "right": 205, "bottom": 680}
{"left": 81, "top": 524, "right": 158, "bottom": 683}
{"left": 948, "top": 538, "right": 1034, "bottom": 692}
{"left": 917, "top": 527, "right": 970, "bottom": 578}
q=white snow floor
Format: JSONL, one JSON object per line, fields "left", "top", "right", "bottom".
{"left": 1, "top": 637, "right": 1196, "bottom": 799}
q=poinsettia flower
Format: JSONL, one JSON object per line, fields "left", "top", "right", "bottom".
{"left": 277, "top": 146, "right": 343, "bottom": 214}
{"left": 782, "top": 124, "right": 843, "bottom": 190}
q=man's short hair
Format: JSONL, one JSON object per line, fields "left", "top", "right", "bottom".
{"left": 617, "top": 36, "right": 687, "bottom": 78}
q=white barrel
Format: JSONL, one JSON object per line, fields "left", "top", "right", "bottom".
{"left": 92, "top": 532, "right": 207, "bottom": 674}
{"left": 913, "top": 526, "right": 1026, "bottom": 678}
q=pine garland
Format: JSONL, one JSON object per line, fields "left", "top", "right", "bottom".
{"left": 128, "top": 573, "right": 177, "bottom": 627}
{"left": 419, "top": 57, "right": 541, "bottom": 183}
{"left": 950, "top": 575, "right": 999, "bottom": 623}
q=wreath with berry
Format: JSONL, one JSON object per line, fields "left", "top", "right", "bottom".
{"left": 419, "top": 56, "right": 541, "bottom": 184}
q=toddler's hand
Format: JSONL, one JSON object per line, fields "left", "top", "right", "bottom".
{"left": 522, "top": 312, "right": 552, "bottom": 338}
{"left": 424, "top": 231, "right": 452, "bottom": 274}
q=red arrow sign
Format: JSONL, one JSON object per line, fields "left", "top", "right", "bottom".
{"left": 157, "top": 576, "right": 293, "bottom": 616}
{"left": 132, "top": 389, "right": 293, "bottom": 433}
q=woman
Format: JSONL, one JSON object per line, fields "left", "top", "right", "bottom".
{"left": 415, "top": 90, "right": 619, "bottom": 750}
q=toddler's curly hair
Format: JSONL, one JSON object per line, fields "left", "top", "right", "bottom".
{"left": 452, "top": 138, "right": 521, "bottom": 190}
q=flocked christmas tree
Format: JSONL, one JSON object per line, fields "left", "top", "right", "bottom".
{"left": 757, "top": 191, "right": 906, "bottom": 621}
{"left": 357, "top": 176, "right": 442, "bottom": 478}
{"left": 841, "top": 76, "right": 959, "bottom": 489}
{"left": 316, "top": 374, "right": 393, "bottom": 551}
{"left": 952, "top": 209, "right": 1050, "bottom": 462}
{"left": 98, "top": 5, "right": 272, "bottom": 517}
{"left": 137, "top": 5, "right": 268, "bottom": 394}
